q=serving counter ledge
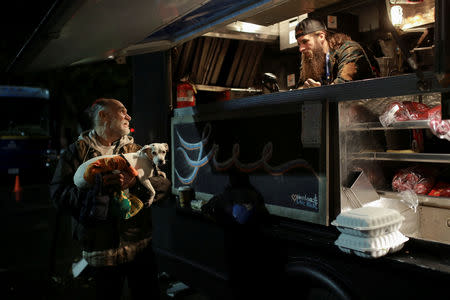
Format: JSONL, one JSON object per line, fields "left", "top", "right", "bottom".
{"left": 174, "top": 72, "right": 450, "bottom": 118}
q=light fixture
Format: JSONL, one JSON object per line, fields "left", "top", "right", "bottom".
{"left": 241, "top": 22, "right": 260, "bottom": 33}
{"left": 390, "top": 5, "right": 403, "bottom": 26}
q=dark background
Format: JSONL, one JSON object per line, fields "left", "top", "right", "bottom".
{"left": 0, "top": 1, "right": 134, "bottom": 151}
{"left": 0, "top": 3, "right": 141, "bottom": 299}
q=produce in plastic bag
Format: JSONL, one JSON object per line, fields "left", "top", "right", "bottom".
{"left": 428, "top": 181, "right": 450, "bottom": 197}
{"left": 402, "top": 101, "right": 430, "bottom": 120}
{"left": 428, "top": 105, "right": 450, "bottom": 141}
{"left": 380, "top": 102, "right": 409, "bottom": 127}
{"left": 392, "top": 166, "right": 436, "bottom": 195}
{"left": 379, "top": 101, "right": 430, "bottom": 127}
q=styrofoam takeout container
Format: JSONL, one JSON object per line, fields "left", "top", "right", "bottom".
{"left": 331, "top": 206, "right": 405, "bottom": 237}
{"left": 335, "top": 230, "right": 409, "bottom": 258}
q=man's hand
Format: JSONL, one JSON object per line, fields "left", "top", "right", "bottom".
{"left": 303, "top": 78, "right": 321, "bottom": 88}
{"left": 103, "top": 171, "right": 136, "bottom": 190}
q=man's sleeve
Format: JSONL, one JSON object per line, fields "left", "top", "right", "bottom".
{"left": 332, "top": 42, "right": 373, "bottom": 84}
{"left": 130, "top": 174, "right": 171, "bottom": 204}
{"left": 50, "top": 145, "right": 87, "bottom": 218}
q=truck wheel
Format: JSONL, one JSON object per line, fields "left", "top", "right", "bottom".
{"left": 284, "top": 260, "right": 355, "bottom": 300}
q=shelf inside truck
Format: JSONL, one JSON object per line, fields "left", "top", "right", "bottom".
{"left": 350, "top": 152, "right": 450, "bottom": 163}
{"left": 377, "top": 190, "right": 450, "bottom": 210}
{"left": 344, "top": 120, "right": 430, "bottom": 131}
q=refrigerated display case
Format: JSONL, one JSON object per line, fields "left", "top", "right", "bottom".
{"left": 339, "top": 92, "right": 450, "bottom": 244}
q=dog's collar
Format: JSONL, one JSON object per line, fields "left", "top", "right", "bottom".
{"left": 119, "top": 153, "right": 131, "bottom": 167}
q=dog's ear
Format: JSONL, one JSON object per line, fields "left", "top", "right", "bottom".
{"left": 140, "top": 145, "right": 152, "bottom": 156}
{"left": 163, "top": 143, "right": 169, "bottom": 152}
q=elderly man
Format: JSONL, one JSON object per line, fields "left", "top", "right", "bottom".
{"left": 295, "top": 18, "right": 376, "bottom": 88}
{"left": 51, "top": 98, "right": 168, "bottom": 300}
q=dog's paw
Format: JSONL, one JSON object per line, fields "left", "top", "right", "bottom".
{"left": 145, "top": 195, "right": 155, "bottom": 207}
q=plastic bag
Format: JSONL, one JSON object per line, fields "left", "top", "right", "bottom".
{"left": 380, "top": 102, "right": 408, "bottom": 127}
{"left": 402, "top": 101, "right": 430, "bottom": 120}
{"left": 428, "top": 105, "right": 450, "bottom": 141}
{"left": 399, "top": 190, "right": 419, "bottom": 213}
{"left": 379, "top": 101, "right": 430, "bottom": 127}
{"left": 428, "top": 181, "right": 450, "bottom": 197}
{"left": 392, "top": 166, "right": 436, "bottom": 195}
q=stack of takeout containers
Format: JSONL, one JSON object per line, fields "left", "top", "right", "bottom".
{"left": 331, "top": 206, "right": 408, "bottom": 258}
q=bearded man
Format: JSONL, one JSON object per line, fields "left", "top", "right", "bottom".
{"left": 51, "top": 98, "right": 169, "bottom": 300}
{"left": 295, "top": 18, "right": 376, "bottom": 89}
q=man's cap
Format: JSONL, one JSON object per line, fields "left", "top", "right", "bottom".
{"left": 295, "top": 18, "right": 327, "bottom": 39}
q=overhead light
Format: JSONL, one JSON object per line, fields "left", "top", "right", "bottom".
{"left": 390, "top": 5, "right": 403, "bottom": 26}
{"left": 239, "top": 22, "right": 261, "bottom": 33}
{"left": 108, "top": 55, "right": 114, "bottom": 59}
{"left": 227, "top": 21, "right": 264, "bottom": 34}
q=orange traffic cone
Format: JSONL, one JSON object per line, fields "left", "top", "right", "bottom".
{"left": 13, "top": 175, "right": 22, "bottom": 202}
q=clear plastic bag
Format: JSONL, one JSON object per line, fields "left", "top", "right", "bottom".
{"left": 379, "top": 102, "right": 408, "bottom": 127}
{"left": 379, "top": 101, "right": 430, "bottom": 127}
{"left": 402, "top": 101, "right": 429, "bottom": 120}
{"left": 399, "top": 190, "right": 419, "bottom": 213}
{"left": 428, "top": 181, "right": 450, "bottom": 197}
{"left": 392, "top": 166, "right": 436, "bottom": 195}
{"left": 427, "top": 105, "right": 450, "bottom": 141}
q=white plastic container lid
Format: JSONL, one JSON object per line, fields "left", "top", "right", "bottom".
{"left": 331, "top": 206, "right": 404, "bottom": 231}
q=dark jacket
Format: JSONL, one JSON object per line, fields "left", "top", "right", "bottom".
{"left": 50, "top": 130, "right": 170, "bottom": 264}
{"left": 329, "top": 40, "right": 375, "bottom": 84}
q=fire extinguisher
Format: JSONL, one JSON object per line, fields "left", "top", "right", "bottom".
{"left": 176, "top": 78, "right": 197, "bottom": 108}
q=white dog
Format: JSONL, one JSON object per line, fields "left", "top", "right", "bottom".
{"left": 74, "top": 143, "right": 169, "bottom": 206}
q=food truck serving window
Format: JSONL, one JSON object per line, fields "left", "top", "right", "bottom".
{"left": 166, "top": 0, "right": 445, "bottom": 106}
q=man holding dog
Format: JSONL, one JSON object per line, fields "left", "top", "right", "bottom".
{"left": 51, "top": 98, "right": 169, "bottom": 300}
{"left": 295, "top": 17, "right": 376, "bottom": 89}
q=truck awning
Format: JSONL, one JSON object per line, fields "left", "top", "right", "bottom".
{"left": 7, "top": 0, "right": 275, "bottom": 73}
{"left": 8, "top": 0, "right": 346, "bottom": 74}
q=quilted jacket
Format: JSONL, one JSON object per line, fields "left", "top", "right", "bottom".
{"left": 50, "top": 130, "right": 170, "bottom": 266}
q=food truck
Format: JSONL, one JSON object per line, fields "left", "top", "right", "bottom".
{"left": 8, "top": 0, "right": 450, "bottom": 299}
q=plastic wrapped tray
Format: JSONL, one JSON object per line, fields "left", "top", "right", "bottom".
{"left": 335, "top": 231, "right": 408, "bottom": 258}
{"left": 331, "top": 206, "right": 404, "bottom": 237}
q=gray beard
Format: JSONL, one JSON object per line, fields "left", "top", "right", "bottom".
{"left": 299, "top": 49, "right": 326, "bottom": 83}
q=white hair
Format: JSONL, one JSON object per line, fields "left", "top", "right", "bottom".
{"left": 89, "top": 98, "right": 113, "bottom": 133}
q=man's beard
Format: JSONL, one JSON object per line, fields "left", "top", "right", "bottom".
{"left": 106, "top": 116, "right": 130, "bottom": 137}
{"left": 299, "top": 48, "right": 326, "bottom": 83}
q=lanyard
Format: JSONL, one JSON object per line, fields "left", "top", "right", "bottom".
{"left": 325, "top": 52, "right": 331, "bottom": 84}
